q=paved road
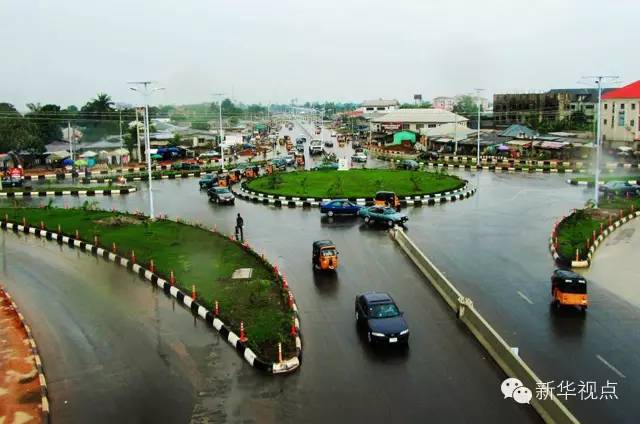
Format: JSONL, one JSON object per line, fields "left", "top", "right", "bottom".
{"left": 2, "top": 183, "right": 538, "bottom": 422}
{"left": 0, "top": 230, "right": 249, "bottom": 423}
{"left": 405, "top": 170, "right": 640, "bottom": 423}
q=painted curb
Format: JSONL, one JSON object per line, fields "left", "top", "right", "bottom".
{"left": 0, "top": 217, "right": 301, "bottom": 375}
{"left": 233, "top": 181, "right": 477, "bottom": 209}
{"left": 549, "top": 210, "right": 640, "bottom": 268}
{"left": 0, "top": 287, "right": 50, "bottom": 423}
{"left": 566, "top": 178, "right": 639, "bottom": 187}
{"left": 0, "top": 187, "right": 137, "bottom": 197}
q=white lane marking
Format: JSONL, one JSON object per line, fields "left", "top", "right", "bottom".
{"left": 596, "top": 355, "right": 626, "bottom": 379}
{"left": 517, "top": 291, "right": 534, "bottom": 305}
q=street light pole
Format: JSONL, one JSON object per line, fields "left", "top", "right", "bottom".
{"left": 212, "top": 93, "right": 226, "bottom": 170}
{"left": 474, "top": 88, "right": 484, "bottom": 165}
{"left": 129, "top": 81, "right": 164, "bottom": 220}
{"left": 582, "top": 75, "right": 618, "bottom": 208}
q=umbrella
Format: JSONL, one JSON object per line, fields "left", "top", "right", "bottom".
{"left": 49, "top": 150, "right": 70, "bottom": 160}
{"left": 151, "top": 154, "right": 162, "bottom": 160}
{"left": 113, "top": 148, "right": 129, "bottom": 156}
{"left": 79, "top": 150, "right": 97, "bottom": 158}
{"left": 62, "top": 158, "right": 74, "bottom": 166}
{"left": 497, "top": 144, "right": 510, "bottom": 151}
{"left": 98, "top": 150, "right": 110, "bottom": 158}
{"left": 74, "top": 159, "right": 88, "bottom": 166}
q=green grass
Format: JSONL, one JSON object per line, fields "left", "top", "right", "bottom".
{"left": 1, "top": 185, "right": 134, "bottom": 193}
{"left": 556, "top": 197, "right": 640, "bottom": 260}
{"left": 572, "top": 175, "right": 640, "bottom": 183}
{"left": 244, "top": 169, "right": 464, "bottom": 198}
{"left": 0, "top": 207, "right": 293, "bottom": 359}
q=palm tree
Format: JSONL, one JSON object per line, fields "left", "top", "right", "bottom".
{"left": 92, "top": 93, "right": 114, "bottom": 112}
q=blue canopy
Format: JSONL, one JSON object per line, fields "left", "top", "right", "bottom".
{"left": 62, "top": 158, "right": 74, "bottom": 165}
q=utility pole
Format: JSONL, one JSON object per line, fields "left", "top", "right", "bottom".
{"left": 118, "top": 108, "right": 123, "bottom": 149}
{"left": 129, "top": 81, "right": 165, "bottom": 220}
{"left": 474, "top": 88, "right": 485, "bottom": 165}
{"left": 67, "top": 121, "right": 73, "bottom": 161}
{"left": 212, "top": 93, "right": 226, "bottom": 170}
{"left": 582, "top": 75, "right": 619, "bottom": 208}
{"left": 134, "top": 108, "right": 142, "bottom": 162}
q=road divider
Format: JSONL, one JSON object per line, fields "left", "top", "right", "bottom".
{"left": 0, "top": 187, "right": 136, "bottom": 197}
{"left": 391, "top": 227, "right": 578, "bottom": 424}
{"left": 232, "top": 182, "right": 477, "bottom": 209}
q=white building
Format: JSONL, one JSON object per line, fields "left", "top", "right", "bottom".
{"left": 357, "top": 99, "right": 400, "bottom": 114}
{"left": 370, "top": 108, "right": 468, "bottom": 133}
{"left": 601, "top": 80, "right": 640, "bottom": 147}
{"left": 432, "top": 96, "right": 456, "bottom": 111}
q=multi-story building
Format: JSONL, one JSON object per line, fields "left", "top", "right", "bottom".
{"left": 357, "top": 99, "right": 399, "bottom": 114}
{"left": 493, "top": 88, "right": 616, "bottom": 127}
{"left": 601, "top": 80, "right": 640, "bottom": 146}
{"left": 432, "top": 96, "right": 456, "bottom": 111}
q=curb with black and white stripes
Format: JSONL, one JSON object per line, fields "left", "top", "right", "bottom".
{"left": 566, "top": 178, "right": 639, "bottom": 187}
{"left": 0, "top": 287, "right": 50, "bottom": 423}
{"left": 549, "top": 210, "right": 640, "bottom": 268}
{"left": 0, "top": 218, "right": 302, "bottom": 375}
{"left": 377, "top": 156, "right": 586, "bottom": 174}
{"left": 0, "top": 187, "right": 137, "bottom": 197}
{"left": 232, "top": 182, "right": 477, "bottom": 208}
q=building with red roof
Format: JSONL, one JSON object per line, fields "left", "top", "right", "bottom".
{"left": 601, "top": 80, "right": 640, "bottom": 149}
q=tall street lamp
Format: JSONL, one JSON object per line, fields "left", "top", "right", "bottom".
{"left": 129, "top": 81, "right": 164, "bottom": 220}
{"left": 212, "top": 93, "right": 226, "bottom": 170}
{"left": 474, "top": 88, "right": 485, "bottom": 165}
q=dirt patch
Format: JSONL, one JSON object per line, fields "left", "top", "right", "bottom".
{"left": 584, "top": 208, "right": 620, "bottom": 220}
{"left": 0, "top": 292, "right": 42, "bottom": 423}
{"left": 94, "top": 215, "right": 145, "bottom": 227}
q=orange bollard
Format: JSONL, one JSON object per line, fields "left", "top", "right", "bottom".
{"left": 149, "top": 259, "right": 155, "bottom": 273}
{"left": 592, "top": 230, "right": 596, "bottom": 242}
{"left": 112, "top": 242, "right": 117, "bottom": 253}
{"left": 192, "top": 285, "right": 197, "bottom": 301}
{"left": 600, "top": 223, "right": 604, "bottom": 235}
{"left": 586, "top": 239, "right": 590, "bottom": 249}
{"left": 169, "top": 270, "right": 175, "bottom": 286}
{"left": 130, "top": 250, "right": 136, "bottom": 264}
{"left": 214, "top": 300, "right": 219, "bottom": 316}
{"left": 75, "top": 229, "right": 80, "bottom": 239}
{"left": 282, "top": 276, "right": 288, "bottom": 290}
{"left": 575, "top": 248, "right": 580, "bottom": 262}
{"left": 239, "top": 321, "right": 247, "bottom": 342}
{"left": 290, "top": 316, "right": 298, "bottom": 337}
{"left": 288, "top": 291, "right": 294, "bottom": 309}
{"left": 40, "top": 221, "right": 45, "bottom": 230}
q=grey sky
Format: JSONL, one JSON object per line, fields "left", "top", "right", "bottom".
{"left": 1, "top": 0, "right": 637, "bottom": 109}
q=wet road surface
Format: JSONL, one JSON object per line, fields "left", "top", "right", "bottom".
{"left": 2, "top": 181, "right": 539, "bottom": 422}
{"left": 405, "top": 170, "right": 640, "bottom": 423}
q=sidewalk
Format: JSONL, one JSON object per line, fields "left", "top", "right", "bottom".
{"left": 0, "top": 290, "right": 43, "bottom": 423}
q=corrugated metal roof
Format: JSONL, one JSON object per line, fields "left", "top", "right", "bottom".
{"left": 360, "top": 99, "right": 399, "bottom": 107}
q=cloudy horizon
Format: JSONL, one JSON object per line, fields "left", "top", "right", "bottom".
{"left": 1, "top": 0, "right": 637, "bottom": 109}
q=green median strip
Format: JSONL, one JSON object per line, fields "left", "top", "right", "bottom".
{"left": 0, "top": 206, "right": 294, "bottom": 360}
{"left": 556, "top": 197, "right": 640, "bottom": 261}
{"left": 571, "top": 175, "right": 640, "bottom": 183}
{"left": 244, "top": 169, "right": 464, "bottom": 198}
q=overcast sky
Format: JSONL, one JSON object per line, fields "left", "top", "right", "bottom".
{"left": 1, "top": 0, "right": 637, "bottom": 109}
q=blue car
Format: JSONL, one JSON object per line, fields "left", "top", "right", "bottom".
{"left": 355, "top": 291, "right": 409, "bottom": 345}
{"left": 320, "top": 199, "right": 362, "bottom": 216}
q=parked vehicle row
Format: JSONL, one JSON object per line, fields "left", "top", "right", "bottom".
{"left": 599, "top": 180, "right": 640, "bottom": 197}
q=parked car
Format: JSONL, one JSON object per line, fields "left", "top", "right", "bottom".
{"left": 199, "top": 150, "right": 220, "bottom": 159}
{"left": 358, "top": 206, "right": 408, "bottom": 227}
{"left": 320, "top": 199, "right": 361, "bottom": 216}
{"left": 599, "top": 181, "right": 640, "bottom": 197}
{"left": 418, "top": 151, "right": 439, "bottom": 161}
{"left": 1, "top": 176, "right": 24, "bottom": 188}
{"left": 324, "top": 140, "right": 334, "bottom": 147}
{"left": 397, "top": 159, "right": 420, "bottom": 170}
{"left": 284, "top": 153, "right": 296, "bottom": 166}
{"left": 271, "top": 158, "right": 287, "bottom": 170}
{"left": 296, "top": 137, "right": 306, "bottom": 144}
{"left": 352, "top": 140, "right": 362, "bottom": 149}
{"left": 309, "top": 140, "right": 323, "bottom": 155}
{"left": 207, "top": 186, "right": 235, "bottom": 204}
{"left": 313, "top": 162, "right": 339, "bottom": 171}
{"left": 355, "top": 291, "right": 409, "bottom": 345}
{"left": 295, "top": 143, "right": 305, "bottom": 153}
{"left": 198, "top": 174, "right": 218, "bottom": 190}
{"left": 174, "top": 162, "right": 201, "bottom": 171}
{"left": 351, "top": 152, "right": 367, "bottom": 163}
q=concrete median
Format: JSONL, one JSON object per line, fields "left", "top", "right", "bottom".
{"left": 392, "top": 228, "right": 578, "bottom": 424}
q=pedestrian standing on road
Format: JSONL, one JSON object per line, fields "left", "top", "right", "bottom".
{"left": 235, "top": 213, "right": 244, "bottom": 241}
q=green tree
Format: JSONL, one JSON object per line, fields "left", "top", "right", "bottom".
{"left": 0, "top": 103, "right": 40, "bottom": 152}
{"left": 191, "top": 121, "right": 210, "bottom": 131}
{"left": 453, "top": 95, "right": 481, "bottom": 115}
{"left": 400, "top": 102, "right": 432, "bottom": 109}
{"left": 26, "top": 103, "right": 63, "bottom": 144}
{"left": 170, "top": 133, "right": 182, "bottom": 147}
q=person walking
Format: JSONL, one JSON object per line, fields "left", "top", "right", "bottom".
{"left": 235, "top": 213, "right": 244, "bottom": 241}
